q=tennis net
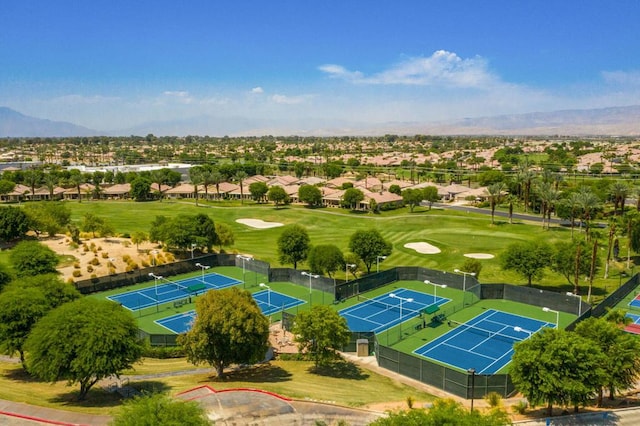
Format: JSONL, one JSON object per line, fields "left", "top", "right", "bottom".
{"left": 357, "top": 294, "right": 423, "bottom": 318}
{"left": 448, "top": 320, "right": 525, "bottom": 344}
{"left": 156, "top": 278, "right": 189, "bottom": 296}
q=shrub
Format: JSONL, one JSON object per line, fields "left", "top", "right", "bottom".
{"left": 72, "top": 270, "right": 82, "bottom": 277}
{"left": 406, "top": 396, "right": 415, "bottom": 409}
{"left": 512, "top": 400, "right": 528, "bottom": 415}
{"left": 86, "top": 265, "right": 94, "bottom": 273}
{"left": 122, "top": 254, "right": 132, "bottom": 263}
{"left": 141, "top": 345, "right": 186, "bottom": 359}
{"left": 141, "top": 260, "right": 150, "bottom": 268}
{"left": 66, "top": 278, "right": 74, "bottom": 284}
{"left": 89, "top": 258, "right": 100, "bottom": 266}
{"left": 101, "top": 252, "right": 109, "bottom": 259}
{"left": 484, "top": 391, "right": 502, "bottom": 408}
{"left": 73, "top": 262, "right": 81, "bottom": 269}
{"left": 108, "top": 267, "right": 116, "bottom": 275}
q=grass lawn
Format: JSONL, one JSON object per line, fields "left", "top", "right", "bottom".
{"left": 0, "top": 358, "right": 436, "bottom": 415}
{"left": 62, "top": 199, "right": 628, "bottom": 298}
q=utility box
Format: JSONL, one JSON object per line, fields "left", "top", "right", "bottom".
{"left": 356, "top": 339, "right": 369, "bottom": 357}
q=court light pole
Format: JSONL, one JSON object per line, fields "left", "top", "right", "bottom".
{"left": 149, "top": 272, "right": 163, "bottom": 313}
{"left": 376, "top": 256, "right": 387, "bottom": 273}
{"left": 514, "top": 326, "right": 533, "bottom": 338}
{"left": 454, "top": 269, "right": 475, "bottom": 292}
{"left": 345, "top": 263, "right": 356, "bottom": 281}
{"left": 468, "top": 368, "right": 476, "bottom": 412}
{"left": 259, "top": 283, "right": 271, "bottom": 306}
{"left": 566, "top": 292, "right": 582, "bottom": 317}
{"left": 195, "top": 262, "right": 210, "bottom": 283}
{"left": 237, "top": 255, "right": 252, "bottom": 288}
{"left": 543, "top": 307, "right": 559, "bottom": 329}
{"left": 424, "top": 280, "right": 447, "bottom": 305}
{"left": 150, "top": 249, "right": 158, "bottom": 267}
{"left": 301, "top": 271, "right": 320, "bottom": 306}
{"left": 389, "top": 293, "right": 414, "bottom": 318}
{"left": 190, "top": 243, "right": 197, "bottom": 259}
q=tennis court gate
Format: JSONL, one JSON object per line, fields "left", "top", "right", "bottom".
{"left": 375, "top": 341, "right": 515, "bottom": 399}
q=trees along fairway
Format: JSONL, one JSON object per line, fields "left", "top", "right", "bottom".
{"left": 178, "top": 287, "right": 270, "bottom": 378}
{"left": 291, "top": 305, "right": 350, "bottom": 368}
{"left": 25, "top": 298, "right": 143, "bottom": 400}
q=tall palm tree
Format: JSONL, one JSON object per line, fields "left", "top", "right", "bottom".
{"left": 200, "top": 168, "right": 214, "bottom": 201}
{"left": 609, "top": 181, "right": 630, "bottom": 216}
{"left": 210, "top": 171, "right": 223, "bottom": 200}
{"left": 235, "top": 170, "right": 248, "bottom": 205}
{"left": 504, "top": 194, "right": 519, "bottom": 224}
{"left": 189, "top": 167, "right": 203, "bottom": 207}
{"left": 70, "top": 173, "right": 85, "bottom": 203}
{"left": 577, "top": 187, "right": 601, "bottom": 241}
{"left": 43, "top": 173, "right": 58, "bottom": 201}
{"left": 486, "top": 182, "right": 506, "bottom": 225}
{"left": 516, "top": 167, "right": 536, "bottom": 213}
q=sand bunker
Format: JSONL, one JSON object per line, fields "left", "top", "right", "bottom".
{"left": 236, "top": 218, "right": 284, "bottom": 229}
{"left": 464, "top": 253, "right": 495, "bottom": 259}
{"left": 404, "top": 242, "right": 441, "bottom": 254}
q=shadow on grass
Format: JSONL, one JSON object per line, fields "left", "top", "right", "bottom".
{"left": 308, "top": 359, "right": 369, "bottom": 380}
{"left": 209, "top": 363, "right": 292, "bottom": 383}
{"left": 49, "top": 387, "right": 122, "bottom": 408}
{"left": 131, "top": 380, "right": 172, "bottom": 394}
{"left": 4, "top": 367, "right": 48, "bottom": 384}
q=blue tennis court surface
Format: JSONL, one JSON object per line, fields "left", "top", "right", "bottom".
{"left": 155, "top": 290, "right": 305, "bottom": 334}
{"left": 108, "top": 273, "right": 241, "bottom": 311}
{"left": 414, "top": 309, "right": 553, "bottom": 374}
{"left": 339, "top": 288, "right": 450, "bottom": 333}
{"left": 629, "top": 295, "right": 640, "bottom": 309}
{"left": 626, "top": 313, "right": 640, "bottom": 324}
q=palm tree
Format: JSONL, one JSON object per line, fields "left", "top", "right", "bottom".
{"left": 189, "top": 167, "right": 203, "bottom": 206}
{"left": 504, "top": 194, "right": 519, "bottom": 224}
{"left": 70, "top": 173, "right": 85, "bottom": 203}
{"left": 577, "top": 187, "right": 601, "bottom": 241}
{"left": 43, "top": 173, "right": 58, "bottom": 201}
{"left": 516, "top": 167, "right": 536, "bottom": 213}
{"left": 200, "top": 168, "right": 214, "bottom": 200}
{"left": 235, "top": 170, "right": 248, "bottom": 205}
{"left": 486, "top": 182, "right": 506, "bottom": 225}
{"left": 210, "top": 170, "right": 223, "bottom": 200}
{"left": 564, "top": 192, "right": 582, "bottom": 239}
{"left": 609, "top": 181, "right": 630, "bottom": 216}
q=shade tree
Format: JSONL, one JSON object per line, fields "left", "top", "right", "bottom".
{"left": 25, "top": 298, "right": 143, "bottom": 400}
{"left": 9, "top": 241, "right": 58, "bottom": 277}
{"left": 277, "top": 224, "right": 310, "bottom": 269}
{"left": 292, "top": 305, "right": 351, "bottom": 368}
{"left": 500, "top": 240, "right": 552, "bottom": 286}
{"left": 178, "top": 287, "right": 269, "bottom": 378}
{"left": 348, "top": 229, "right": 392, "bottom": 274}
{"left": 307, "top": 244, "right": 344, "bottom": 277}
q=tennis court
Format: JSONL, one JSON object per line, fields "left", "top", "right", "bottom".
{"left": 414, "top": 309, "right": 553, "bottom": 374}
{"left": 253, "top": 289, "right": 305, "bottom": 316}
{"left": 339, "top": 288, "right": 450, "bottom": 333}
{"left": 624, "top": 313, "right": 640, "bottom": 335}
{"left": 156, "top": 290, "right": 305, "bottom": 334}
{"left": 629, "top": 294, "right": 640, "bottom": 309}
{"left": 107, "top": 272, "right": 241, "bottom": 311}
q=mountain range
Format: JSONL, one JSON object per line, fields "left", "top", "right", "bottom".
{"left": 0, "top": 105, "right": 639, "bottom": 137}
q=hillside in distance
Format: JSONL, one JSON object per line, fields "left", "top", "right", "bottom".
{"left": 1, "top": 105, "right": 639, "bottom": 137}
{"left": 0, "top": 107, "right": 99, "bottom": 137}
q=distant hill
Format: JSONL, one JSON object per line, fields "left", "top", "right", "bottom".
{"left": 1, "top": 104, "right": 639, "bottom": 137}
{"left": 0, "top": 107, "right": 99, "bottom": 137}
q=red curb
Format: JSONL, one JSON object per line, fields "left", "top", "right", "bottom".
{"left": 0, "top": 409, "right": 87, "bottom": 426}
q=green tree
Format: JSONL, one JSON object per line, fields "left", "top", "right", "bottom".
{"left": 178, "top": 287, "right": 269, "bottom": 378}
{"left": 110, "top": 392, "right": 209, "bottom": 426}
{"left": 130, "top": 177, "right": 152, "bottom": 201}
{"left": 214, "top": 222, "right": 235, "bottom": 252}
{"left": 510, "top": 328, "right": 606, "bottom": 415}
{"left": 0, "top": 287, "right": 49, "bottom": 368}
{"left": 341, "top": 187, "right": 364, "bottom": 210}
{"left": 460, "top": 258, "right": 482, "bottom": 279}
{"left": 388, "top": 184, "right": 401, "bottom": 195}
{"left": 307, "top": 244, "right": 344, "bottom": 277}
{"left": 81, "top": 213, "right": 111, "bottom": 237}
{"left": 0, "top": 274, "right": 80, "bottom": 368}
{"left": 298, "top": 184, "right": 323, "bottom": 207}
{"left": 500, "top": 240, "right": 552, "bottom": 286}
{"left": 131, "top": 230, "right": 148, "bottom": 250}
{"left": 25, "top": 298, "right": 143, "bottom": 400}
{"left": 348, "top": 229, "right": 392, "bottom": 274}
{"left": 402, "top": 188, "right": 424, "bottom": 212}
{"left": 193, "top": 213, "right": 217, "bottom": 252}
{"left": 0, "top": 179, "right": 16, "bottom": 197}
{"left": 575, "top": 317, "right": 640, "bottom": 405}
{"left": 9, "top": 241, "right": 58, "bottom": 277}
{"left": 24, "top": 202, "right": 71, "bottom": 237}
{"left": 0, "top": 263, "right": 13, "bottom": 292}
{"left": 486, "top": 182, "right": 506, "bottom": 225}
{"left": 292, "top": 305, "right": 350, "bottom": 367}
{"left": 235, "top": 170, "right": 248, "bottom": 205}
{"left": 0, "top": 206, "right": 30, "bottom": 242}
{"left": 551, "top": 240, "right": 594, "bottom": 293}
{"left": 267, "top": 185, "right": 290, "bottom": 208}
{"left": 277, "top": 224, "right": 310, "bottom": 269}
{"left": 422, "top": 186, "right": 440, "bottom": 209}
{"left": 189, "top": 167, "right": 203, "bottom": 206}
{"left": 249, "top": 181, "right": 269, "bottom": 203}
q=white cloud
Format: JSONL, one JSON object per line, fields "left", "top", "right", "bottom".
{"left": 251, "top": 86, "right": 264, "bottom": 93}
{"left": 162, "top": 90, "right": 194, "bottom": 104}
{"left": 320, "top": 50, "right": 497, "bottom": 88}
{"left": 271, "top": 94, "right": 308, "bottom": 105}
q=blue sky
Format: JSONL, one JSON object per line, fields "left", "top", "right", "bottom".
{"left": 1, "top": 1, "right": 639, "bottom": 134}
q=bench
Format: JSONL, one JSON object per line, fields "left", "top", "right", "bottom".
{"left": 173, "top": 299, "right": 188, "bottom": 308}
{"left": 432, "top": 313, "right": 446, "bottom": 324}
{"left": 424, "top": 304, "right": 440, "bottom": 315}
